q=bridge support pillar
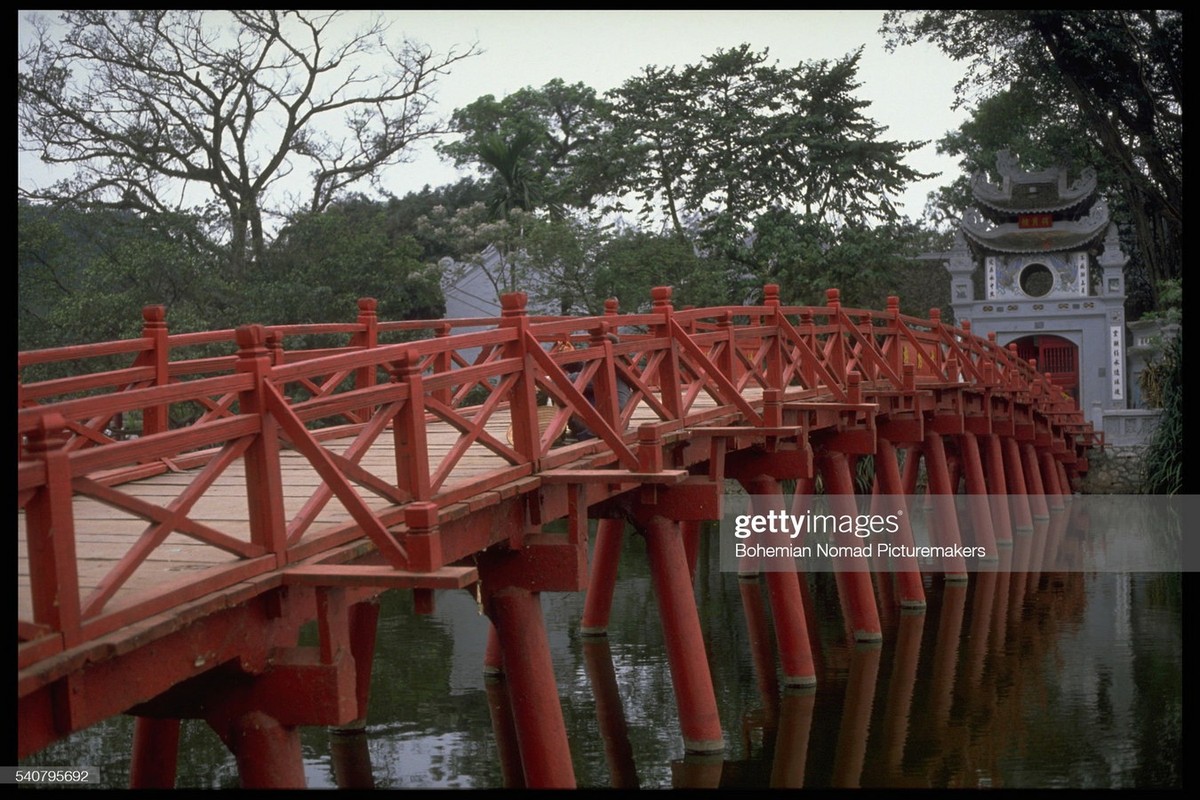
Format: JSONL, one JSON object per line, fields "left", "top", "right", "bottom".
{"left": 874, "top": 438, "right": 925, "bottom": 609}
{"left": 638, "top": 513, "right": 724, "bottom": 753}
{"left": 959, "top": 432, "right": 998, "bottom": 559}
{"left": 983, "top": 435, "right": 1014, "bottom": 545}
{"left": 1002, "top": 437, "right": 1034, "bottom": 532}
{"left": 222, "top": 710, "right": 306, "bottom": 789}
{"left": 130, "top": 716, "right": 180, "bottom": 788}
{"left": 740, "top": 475, "right": 815, "bottom": 687}
{"left": 922, "top": 433, "right": 968, "bottom": 581}
{"left": 1021, "top": 443, "right": 1051, "bottom": 521}
{"left": 329, "top": 727, "right": 375, "bottom": 790}
{"left": 581, "top": 517, "right": 625, "bottom": 636}
{"left": 1040, "top": 450, "right": 1065, "bottom": 511}
{"left": 488, "top": 587, "right": 576, "bottom": 788}
{"left": 817, "top": 451, "right": 883, "bottom": 641}
{"left": 1057, "top": 460, "right": 1073, "bottom": 498}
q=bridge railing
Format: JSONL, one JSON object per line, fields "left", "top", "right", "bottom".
{"left": 17, "top": 285, "right": 1097, "bottom": 666}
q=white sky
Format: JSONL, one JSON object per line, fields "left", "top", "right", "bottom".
{"left": 18, "top": 10, "right": 970, "bottom": 222}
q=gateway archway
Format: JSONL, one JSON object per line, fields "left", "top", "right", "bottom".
{"left": 1012, "top": 334, "right": 1079, "bottom": 401}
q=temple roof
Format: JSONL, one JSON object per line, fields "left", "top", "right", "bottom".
{"left": 971, "top": 150, "right": 1099, "bottom": 215}
{"left": 961, "top": 200, "right": 1109, "bottom": 254}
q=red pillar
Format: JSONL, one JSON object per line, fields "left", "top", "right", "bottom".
{"left": 484, "top": 622, "right": 503, "bottom": 677}
{"left": 347, "top": 599, "right": 380, "bottom": 724}
{"left": 922, "top": 432, "right": 968, "bottom": 580}
{"left": 818, "top": 451, "right": 883, "bottom": 642}
{"left": 1021, "top": 442, "right": 1050, "bottom": 521}
{"left": 959, "top": 432, "right": 998, "bottom": 559}
{"left": 1002, "top": 437, "right": 1034, "bottom": 532}
{"left": 130, "top": 717, "right": 180, "bottom": 788}
{"left": 330, "top": 728, "right": 375, "bottom": 790}
{"left": 641, "top": 514, "right": 724, "bottom": 753}
{"left": 489, "top": 587, "right": 577, "bottom": 787}
{"left": 1040, "top": 451, "right": 1065, "bottom": 511}
{"left": 874, "top": 438, "right": 925, "bottom": 609}
{"left": 984, "top": 434, "right": 1014, "bottom": 545}
{"left": 581, "top": 518, "right": 625, "bottom": 636}
{"left": 226, "top": 711, "right": 306, "bottom": 789}
{"left": 1056, "top": 460, "right": 1073, "bottom": 499}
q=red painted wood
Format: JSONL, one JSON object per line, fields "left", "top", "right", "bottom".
{"left": 17, "top": 288, "right": 1102, "bottom": 763}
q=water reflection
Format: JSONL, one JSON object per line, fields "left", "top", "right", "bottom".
{"left": 22, "top": 525, "right": 1182, "bottom": 789}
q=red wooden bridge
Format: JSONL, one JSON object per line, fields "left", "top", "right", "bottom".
{"left": 17, "top": 286, "right": 1098, "bottom": 787}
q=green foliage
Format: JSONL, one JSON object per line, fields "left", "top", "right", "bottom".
{"left": 743, "top": 211, "right": 953, "bottom": 312}
{"left": 605, "top": 44, "right": 931, "bottom": 246}
{"left": 437, "top": 79, "right": 612, "bottom": 212}
{"left": 18, "top": 202, "right": 232, "bottom": 351}
{"left": 590, "top": 229, "right": 734, "bottom": 312}
{"left": 1141, "top": 334, "right": 1182, "bottom": 495}
{"left": 259, "top": 201, "right": 444, "bottom": 327}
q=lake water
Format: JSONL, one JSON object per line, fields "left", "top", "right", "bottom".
{"left": 21, "top": 524, "right": 1183, "bottom": 789}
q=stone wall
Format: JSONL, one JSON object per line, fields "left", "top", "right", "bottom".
{"left": 1079, "top": 445, "right": 1148, "bottom": 494}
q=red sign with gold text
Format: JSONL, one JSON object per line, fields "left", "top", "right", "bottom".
{"left": 1018, "top": 213, "right": 1053, "bottom": 229}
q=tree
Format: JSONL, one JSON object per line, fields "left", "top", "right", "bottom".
{"left": 260, "top": 200, "right": 444, "bottom": 327}
{"left": 605, "top": 45, "right": 931, "bottom": 247}
{"left": 18, "top": 201, "right": 232, "bottom": 352}
{"left": 881, "top": 10, "right": 1182, "bottom": 306}
{"left": 438, "top": 79, "right": 613, "bottom": 213}
{"left": 19, "top": 10, "right": 478, "bottom": 276}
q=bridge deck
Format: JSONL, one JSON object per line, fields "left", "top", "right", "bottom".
{"left": 16, "top": 393, "right": 702, "bottom": 624}
{"left": 18, "top": 292, "right": 1098, "bottom": 767}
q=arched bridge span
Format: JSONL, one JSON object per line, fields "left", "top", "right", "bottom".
{"left": 17, "top": 285, "right": 1098, "bottom": 786}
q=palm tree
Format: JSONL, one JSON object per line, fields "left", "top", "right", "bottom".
{"left": 477, "top": 130, "right": 562, "bottom": 220}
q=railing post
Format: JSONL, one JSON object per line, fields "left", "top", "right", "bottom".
{"left": 265, "top": 329, "right": 285, "bottom": 367}
{"left": 763, "top": 284, "right": 783, "bottom": 391}
{"left": 886, "top": 296, "right": 903, "bottom": 379}
{"left": 589, "top": 322, "right": 620, "bottom": 433}
{"left": 140, "top": 305, "right": 170, "bottom": 436}
{"left": 499, "top": 292, "right": 541, "bottom": 463}
{"left": 235, "top": 325, "right": 289, "bottom": 562}
{"left": 433, "top": 323, "right": 453, "bottom": 407}
{"left": 826, "top": 288, "right": 846, "bottom": 383}
{"left": 652, "top": 286, "right": 683, "bottom": 419}
{"left": 716, "top": 311, "right": 736, "bottom": 386}
{"left": 929, "top": 307, "right": 946, "bottom": 378}
{"left": 353, "top": 298, "right": 379, "bottom": 422}
{"left": 391, "top": 348, "right": 431, "bottom": 502}
{"left": 798, "top": 308, "right": 817, "bottom": 389}
{"left": 23, "top": 412, "right": 83, "bottom": 646}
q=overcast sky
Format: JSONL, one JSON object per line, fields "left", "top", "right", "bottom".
{"left": 18, "top": 10, "right": 971, "bottom": 221}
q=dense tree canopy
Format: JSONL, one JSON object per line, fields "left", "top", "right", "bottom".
{"left": 605, "top": 45, "right": 931, "bottom": 247}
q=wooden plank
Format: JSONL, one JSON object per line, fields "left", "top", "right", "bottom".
{"left": 282, "top": 564, "right": 477, "bottom": 590}
{"left": 538, "top": 469, "right": 688, "bottom": 485}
